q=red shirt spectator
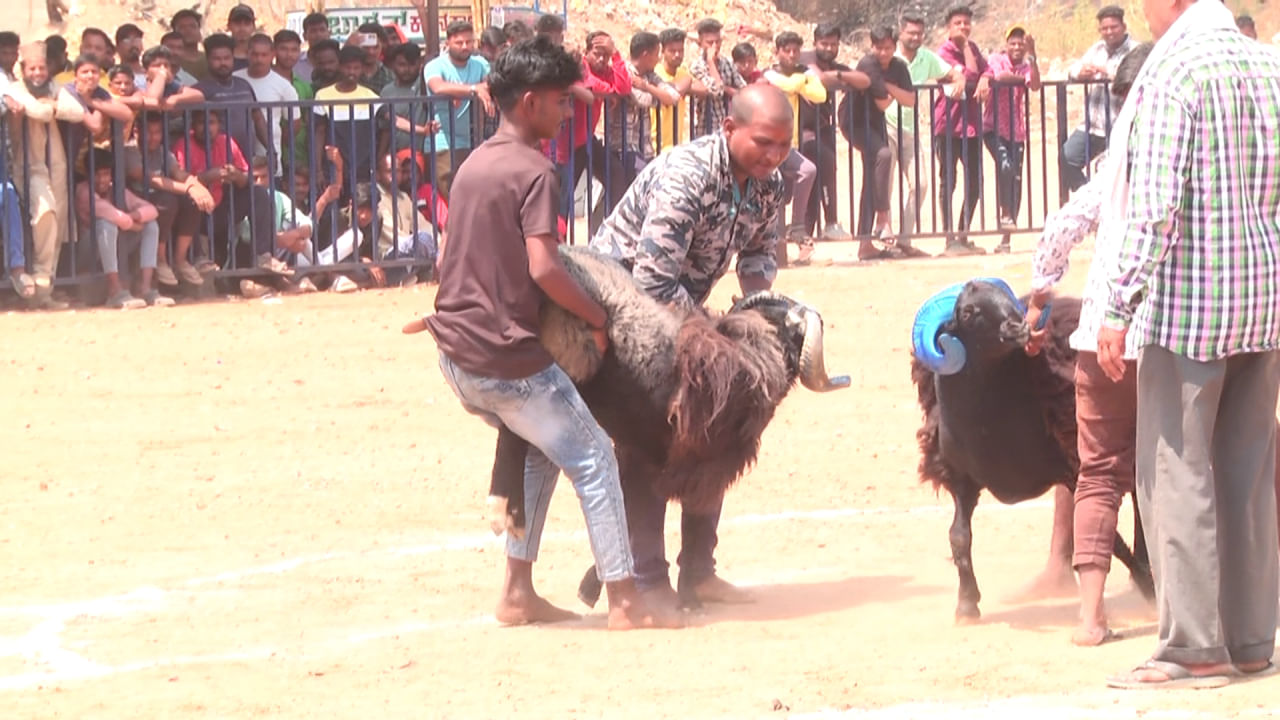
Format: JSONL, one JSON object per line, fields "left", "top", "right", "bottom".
{"left": 173, "top": 122, "right": 249, "bottom": 207}
{"left": 931, "top": 38, "right": 991, "bottom": 138}
{"left": 983, "top": 51, "right": 1033, "bottom": 142}
{"left": 545, "top": 46, "right": 632, "bottom": 164}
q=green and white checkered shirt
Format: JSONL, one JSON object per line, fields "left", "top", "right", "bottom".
{"left": 1105, "top": 29, "right": 1280, "bottom": 361}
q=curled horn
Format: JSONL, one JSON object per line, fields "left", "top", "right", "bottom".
{"left": 730, "top": 291, "right": 793, "bottom": 313}
{"left": 798, "top": 307, "right": 851, "bottom": 392}
{"left": 975, "top": 277, "right": 1025, "bottom": 313}
{"left": 911, "top": 282, "right": 967, "bottom": 375}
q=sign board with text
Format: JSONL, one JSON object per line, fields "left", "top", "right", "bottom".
{"left": 285, "top": 6, "right": 555, "bottom": 47}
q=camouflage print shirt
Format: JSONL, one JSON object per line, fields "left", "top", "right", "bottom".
{"left": 590, "top": 133, "right": 783, "bottom": 309}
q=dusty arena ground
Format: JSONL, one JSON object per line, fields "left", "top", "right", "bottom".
{"left": 2, "top": 238, "right": 1278, "bottom": 719}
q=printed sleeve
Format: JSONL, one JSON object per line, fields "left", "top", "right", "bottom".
{"left": 519, "top": 167, "right": 560, "bottom": 239}
{"left": 1031, "top": 163, "right": 1107, "bottom": 291}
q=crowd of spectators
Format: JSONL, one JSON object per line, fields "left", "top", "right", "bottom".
{"left": 0, "top": 3, "right": 1271, "bottom": 308}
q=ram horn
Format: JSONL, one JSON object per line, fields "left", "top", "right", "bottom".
{"left": 730, "top": 291, "right": 792, "bottom": 313}
{"left": 911, "top": 282, "right": 967, "bottom": 375}
{"left": 798, "top": 308, "right": 851, "bottom": 391}
{"left": 975, "top": 277, "right": 1025, "bottom": 314}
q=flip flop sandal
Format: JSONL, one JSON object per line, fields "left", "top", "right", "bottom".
{"left": 10, "top": 272, "right": 35, "bottom": 298}
{"left": 1106, "top": 659, "right": 1232, "bottom": 690}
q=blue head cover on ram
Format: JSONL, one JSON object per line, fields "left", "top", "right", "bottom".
{"left": 911, "top": 277, "right": 1050, "bottom": 375}
{"left": 905, "top": 278, "right": 1152, "bottom": 621}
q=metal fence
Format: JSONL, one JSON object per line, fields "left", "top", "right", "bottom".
{"left": 0, "top": 78, "right": 1115, "bottom": 300}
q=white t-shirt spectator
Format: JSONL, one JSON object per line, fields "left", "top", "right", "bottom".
{"left": 233, "top": 67, "right": 300, "bottom": 171}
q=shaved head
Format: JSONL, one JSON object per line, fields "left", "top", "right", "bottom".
{"left": 730, "top": 82, "right": 793, "bottom": 127}
{"left": 724, "top": 83, "right": 793, "bottom": 181}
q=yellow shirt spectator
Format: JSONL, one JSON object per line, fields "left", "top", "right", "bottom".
{"left": 652, "top": 65, "right": 692, "bottom": 154}
{"left": 763, "top": 67, "right": 827, "bottom": 145}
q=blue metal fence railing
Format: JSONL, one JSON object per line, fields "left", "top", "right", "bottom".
{"left": 0, "top": 79, "right": 1115, "bottom": 299}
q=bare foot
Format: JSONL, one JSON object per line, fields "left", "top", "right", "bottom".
{"left": 1071, "top": 624, "right": 1118, "bottom": 646}
{"left": 1008, "top": 567, "right": 1077, "bottom": 602}
{"left": 607, "top": 586, "right": 685, "bottom": 630}
{"left": 694, "top": 575, "right": 755, "bottom": 605}
{"left": 495, "top": 592, "right": 578, "bottom": 625}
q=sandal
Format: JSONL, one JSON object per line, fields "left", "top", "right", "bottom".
{"left": 1106, "top": 659, "right": 1232, "bottom": 690}
{"left": 794, "top": 238, "right": 815, "bottom": 265}
{"left": 10, "top": 271, "right": 35, "bottom": 299}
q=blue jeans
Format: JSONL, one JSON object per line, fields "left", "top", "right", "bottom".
{"left": 983, "top": 133, "right": 1025, "bottom": 221}
{"left": 1060, "top": 129, "right": 1108, "bottom": 196}
{"left": 2, "top": 181, "right": 24, "bottom": 270}
{"left": 437, "top": 352, "right": 635, "bottom": 581}
{"left": 91, "top": 218, "right": 159, "bottom": 274}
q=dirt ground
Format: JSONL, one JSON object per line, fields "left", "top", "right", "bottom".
{"left": 3, "top": 237, "right": 1278, "bottom": 719}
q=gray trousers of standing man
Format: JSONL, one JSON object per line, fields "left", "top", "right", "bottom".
{"left": 1136, "top": 345, "right": 1280, "bottom": 667}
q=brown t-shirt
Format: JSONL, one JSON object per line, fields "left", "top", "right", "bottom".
{"left": 426, "top": 129, "right": 560, "bottom": 380}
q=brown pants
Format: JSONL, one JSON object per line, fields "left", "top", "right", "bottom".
{"left": 1073, "top": 349, "right": 1280, "bottom": 571}
{"left": 1073, "top": 350, "right": 1138, "bottom": 572}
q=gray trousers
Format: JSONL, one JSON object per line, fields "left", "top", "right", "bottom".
{"left": 1136, "top": 345, "right": 1280, "bottom": 667}
{"left": 778, "top": 148, "right": 815, "bottom": 237}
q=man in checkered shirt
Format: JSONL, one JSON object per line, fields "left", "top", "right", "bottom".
{"left": 1097, "top": 0, "right": 1280, "bottom": 690}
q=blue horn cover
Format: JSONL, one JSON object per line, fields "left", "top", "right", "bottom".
{"left": 974, "top": 276, "right": 1052, "bottom": 329}
{"left": 911, "top": 282, "right": 967, "bottom": 375}
{"left": 974, "top": 277, "right": 1024, "bottom": 313}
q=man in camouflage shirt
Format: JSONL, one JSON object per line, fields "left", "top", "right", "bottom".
{"left": 590, "top": 84, "right": 792, "bottom": 612}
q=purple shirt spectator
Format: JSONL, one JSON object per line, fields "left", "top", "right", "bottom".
{"left": 983, "top": 52, "right": 1032, "bottom": 142}
{"left": 931, "top": 39, "right": 991, "bottom": 138}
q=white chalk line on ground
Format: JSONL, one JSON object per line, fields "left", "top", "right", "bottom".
{"left": 0, "top": 498, "right": 1052, "bottom": 692}
{"left": 789, "top": 692, "right": 1280, "bottom": 720}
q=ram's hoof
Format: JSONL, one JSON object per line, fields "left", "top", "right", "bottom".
{"left": 954, "top": 604, "right": 982, "bottom": 625}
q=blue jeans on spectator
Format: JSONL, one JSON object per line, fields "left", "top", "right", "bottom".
{"left": 983, "top": 133, "right": 1025, "bottom": 223}
{"left": 437, "top": 352, "right": 636, "bottom": 582}
{"left": 1060, "top": 129, "right": 1108, "bottom": 197}
{"left": 91, "top": 218, "right": 159, "bottom": 274}
{"left": 2, "top": 181, "right": 24, "bottom": 270}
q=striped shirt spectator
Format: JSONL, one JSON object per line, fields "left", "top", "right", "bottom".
{"left": 1104, "top": 29, "right": 1280, "bottom": 360}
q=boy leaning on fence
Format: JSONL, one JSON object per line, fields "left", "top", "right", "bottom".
{"left": 75, "top": 147, "right": 170, "bottom": 308}
{"left": 403, "top": 36, "right": 680, "bottom": 631}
